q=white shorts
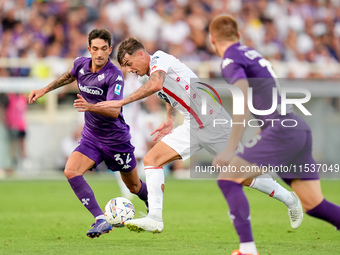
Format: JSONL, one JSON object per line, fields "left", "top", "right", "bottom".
{"left": 161, "top": 114, "right": 232, "bottom": 161}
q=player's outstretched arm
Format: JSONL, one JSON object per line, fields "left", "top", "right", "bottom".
{"left": 74, "top": 94, "right": 121, "bottom": 118}
{"left": 97, "top": 70, "right": 166, "bottom": 108}
{"left": 28, "top": 70, "right": 76, "bottom": 104}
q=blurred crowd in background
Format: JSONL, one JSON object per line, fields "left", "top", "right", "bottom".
{"left": 0, "top": 0, "right": 340, "bottom": 79}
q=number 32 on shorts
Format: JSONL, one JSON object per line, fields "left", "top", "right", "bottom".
{"left": 114, "top": 153, "right": 132, "bottom": 165}
{"left": 238, "top": 134, "right": 262, "bottom": 154}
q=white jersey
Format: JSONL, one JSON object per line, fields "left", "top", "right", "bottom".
{"left": 138, "top": 50, "right": 225, "bottom": 129}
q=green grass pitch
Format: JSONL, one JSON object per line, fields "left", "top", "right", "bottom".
{"left": 1, "top": 175, "right": 339, "bottom": 255}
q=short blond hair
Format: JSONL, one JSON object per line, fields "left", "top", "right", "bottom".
{"left": 209, "top": 15, "right": 238, "bottom": 42}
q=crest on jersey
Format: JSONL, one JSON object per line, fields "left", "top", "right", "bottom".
{"left": 98, "top": 73, "right": 105, "bottom": 81}
{"left": 115, "top": 84, "right": 122, "bottom": 95}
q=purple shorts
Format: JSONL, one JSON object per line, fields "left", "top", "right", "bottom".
{"left": 237, "top": 127, "right": 319, "bottom": 183}
{"left": 74, "top": 137, "right": 137, "bottom": 172}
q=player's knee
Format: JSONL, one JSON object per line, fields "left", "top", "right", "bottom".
{"left": 64, "top": 167, "right": 78, "bottom": 179}
{"left": 143, "top": 153, "right": 159, "bottom": 167}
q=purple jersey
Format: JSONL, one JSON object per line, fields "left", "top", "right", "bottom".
{"left": 223, "top": 43, "right": 318, "bottom": 180}
{"left": 222, "top": 42, "right": 309, "bottom": 130}
{"left": 70, "top": 57, "right": 131, "bottom": 146}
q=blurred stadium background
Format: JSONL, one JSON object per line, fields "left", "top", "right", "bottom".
{"left": 0, "top": 0, "right": 339, "bottom": 179}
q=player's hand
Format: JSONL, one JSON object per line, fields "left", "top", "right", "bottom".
{"left": 28, "top": 89, "right": 46, "bottom": 104}
{"left": 150, "top": 119, "right": 174, "bottom": 141}
{"left": 212, "top": 149, "right": 234, "bottom": 168}
{"left": 97, "top": 100, "right": 123, "bottom": 108}
{"left": 73, "top": 94, "right": 91, "bottom": 112}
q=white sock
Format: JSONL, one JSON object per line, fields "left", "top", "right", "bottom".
{"left": 240, "top": 241, "right": 257, "bottom": 255}
{"left": 249, "top": 174, "right": 295, "bottom": 208}
{"left": 145, "top": 166, "right": 164, "bottom": 221}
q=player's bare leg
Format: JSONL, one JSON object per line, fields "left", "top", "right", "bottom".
{"left": 291, "top": 179, "right": 323, "bottom": 210}
{"left": 64, "top": 151, "right": 94, "bottom": 178}
{"left": 64, "top": 151, "right": 112, "bottom": 238}
{"left": 291, "top": 179, "right": 340, "bottom": 229}
{"left": 124, "top": 141, "right": 181, "bottom": 233}
{"left": 114, "top": 171, "right": 133, "bottom": 200}
{"left": 120, "top": 167, "right": 148, "bottom": 210}
{"left": 120, "top": 167, "right": 142, "bottom": 193}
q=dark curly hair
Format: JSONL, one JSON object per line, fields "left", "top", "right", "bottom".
{"left": 88, "top": 28, "right": 112, "bottom": 47}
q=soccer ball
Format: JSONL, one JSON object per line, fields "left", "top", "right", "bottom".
{"left": 104, "top": 197, "right": 135, "bottom": 227}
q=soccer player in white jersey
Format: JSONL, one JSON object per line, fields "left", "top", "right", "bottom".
{"left": 97, "top": 37, "right": 303, "bottom": 233}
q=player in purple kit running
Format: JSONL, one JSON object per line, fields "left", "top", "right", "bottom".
{"left": 209, "top": 15, "right": 340, "bottom": 255}
{"left": 28, "top": 29, "right": 148, "bottom": 238}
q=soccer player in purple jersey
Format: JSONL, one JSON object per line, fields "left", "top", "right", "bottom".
{"left": 28, "top": 29, "right": 148, "bottom": 239}
{"left": 209, "top": 15, "right": 340, "bottom": 255}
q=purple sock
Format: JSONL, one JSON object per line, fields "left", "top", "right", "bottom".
{"left": 217, "top": 179, "right": 254, "bottom": 243}
{"left": 306, "top": 199, "right": 340, "bottom": 229}
{"left": 68, "top": 175, "right": 103, "bottom": 218}
{"left": 135, "top": 179, "right": 148, "bottom": 202}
